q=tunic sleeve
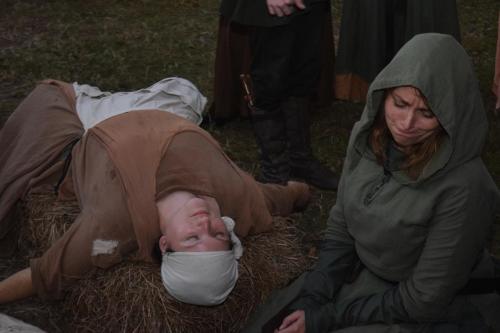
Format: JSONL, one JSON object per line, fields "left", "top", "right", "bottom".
{"left": 30, "top": 133, "right": 137, "bottom": 300}
{"left": 287, "top": 161, "right": 359, "bottom": 332}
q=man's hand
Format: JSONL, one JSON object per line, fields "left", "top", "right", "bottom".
{"left": 274, "top": 310, "right": 306, "bottom": 333}
{"left": 267, "top": 0, "right": 306, "bottom": 17}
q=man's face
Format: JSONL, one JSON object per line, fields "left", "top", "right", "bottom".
{"left": 158, "top": 196, "right": 230, "bottom": 253}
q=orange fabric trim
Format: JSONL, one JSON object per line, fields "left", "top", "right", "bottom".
{"left": 334, "top": 73, "right": 369, "bottom": 103}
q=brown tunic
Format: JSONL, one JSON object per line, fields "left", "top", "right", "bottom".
{"left": 0, "top": 85, "right": 300, "bottom": 299}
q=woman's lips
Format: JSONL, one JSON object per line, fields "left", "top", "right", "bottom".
{"left": 394, "top": 128, "right": 417, "bottom": 138}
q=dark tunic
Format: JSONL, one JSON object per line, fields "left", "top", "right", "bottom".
{"left": 219, "top": 0, "right": 327, "bottom": 27}
{"left": 335, "top": 0, "right": 461, "bottom": 102}
{"left": 210, "top": 1, "right": 334, "bottom": 121}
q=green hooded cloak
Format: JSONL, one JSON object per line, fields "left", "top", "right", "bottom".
{"left": 244, "top": 33, "right": 500, "bottom": 333}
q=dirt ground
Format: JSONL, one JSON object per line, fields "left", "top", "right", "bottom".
{"left": 1, "top": 0, "right": 499, "bottom": 331}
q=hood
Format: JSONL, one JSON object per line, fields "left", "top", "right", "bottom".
{"left": 350, "top": 33, "right": 488, "bottom": 183}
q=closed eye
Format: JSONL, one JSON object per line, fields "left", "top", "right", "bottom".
{"left": 393, "top": 101, "right": 406, "bottom": 108}
{"left": 419, "top": 109, "right": 435, "bottom": 118}
{"left": 391, "top": 95, "right": 407, "bottom": 108}
{"left": 215, "top": 232, "right": 229, "bottom": 241}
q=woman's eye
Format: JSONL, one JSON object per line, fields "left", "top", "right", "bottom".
{"left": 392, "top": 99, "right": 405, "bottom": 108}
{"left": 420, "top": 110, "right": 435, "bottom": 118}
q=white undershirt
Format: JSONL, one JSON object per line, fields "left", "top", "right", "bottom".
{"left": 73, "top": 77, "right": 207, "bottom": 131}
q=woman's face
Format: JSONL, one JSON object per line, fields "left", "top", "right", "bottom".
{"left": 158, "top": 195, "right": 230, "bottom": 253}
{"left": 384, "top": 86, "right": 440, "bottom": 149}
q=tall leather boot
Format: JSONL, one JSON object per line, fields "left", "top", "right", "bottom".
{"left": 251, "top": 107, "right": 290, "bottom": 184}
{"left": 283, "top": 97, "right": 339, "bottom": 190}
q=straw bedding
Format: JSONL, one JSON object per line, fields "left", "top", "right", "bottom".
{"left": 19, "top": 192, "right": 314, "bottom": 333}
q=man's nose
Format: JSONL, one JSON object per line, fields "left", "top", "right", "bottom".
{"left": 204, "top": 217, "right": 223, "bottom": 237}
{"left": 195, "top": 215, "right": 209, "bottom": 228}
{"left": 207, "top": 218, "right": 219, "bottom": 237}
{"left": 195, "top": 216, "right": 217, "bottom": 235}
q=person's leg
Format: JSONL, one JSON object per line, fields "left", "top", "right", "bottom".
{"left": 285, "top": 3, "right": 339, "bottom": 190}
{"left": 210, "top": 16, "right": 254, "bottom": 123}
{"left": 0, "top": 82, "right": 83, "bottom": 256}
{"left": 249, "top": 23, "right": 295, "bottom": 184}
{"left": 257, "top": 180, "right": 311, "bottom": 216}
{"left": 0, "top": 268, "right": 34, "bottom": 304}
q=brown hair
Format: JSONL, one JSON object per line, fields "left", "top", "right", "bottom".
{"left": 369, "top": 88, "right": 445, "bottom": 179}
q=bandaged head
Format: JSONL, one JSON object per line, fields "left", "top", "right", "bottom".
{"left": 160, "top": 216, "right": 243, "bottom": 306}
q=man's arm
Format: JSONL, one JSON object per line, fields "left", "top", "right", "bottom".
{"left": 0, "top": 267, "right": 35, "bottom": 304}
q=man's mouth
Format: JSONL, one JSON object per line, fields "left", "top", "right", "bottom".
{"left": 192, "top": 210, "right": 208, "bottom": 217}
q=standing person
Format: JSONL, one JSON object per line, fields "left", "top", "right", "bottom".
{"left": 335, "top": 0, "right": 461, "bottom": 103}
{"left": 493, "top": 10, "right": 500, "bottom": 114}
{"left": 209, "top": 12, "right": 335, "bottom": 123}
{"left": 244, "top": 33, "right": 500, "bottom": 332}
{"left": 219, "top": 0, "right": 339, "bottom": 190}
{"left": 209, "top": 18, "right": 254, "bottom": 122}
{"left": 0, "top": 79, "right": 311, "bottom": 306}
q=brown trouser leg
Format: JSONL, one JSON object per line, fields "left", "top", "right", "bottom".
{"left": 0, "top": 83, "right": 83, "bottom": 238}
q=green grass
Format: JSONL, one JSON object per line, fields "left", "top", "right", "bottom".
{"left": 0, "top": 0, "right": 220, "bottom": 100}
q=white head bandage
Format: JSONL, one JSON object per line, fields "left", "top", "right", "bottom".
{"left": 160, "top": 216, "right": 243, "bottom": 306}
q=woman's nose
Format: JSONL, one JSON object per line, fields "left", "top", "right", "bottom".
{"left": 400, "top": 110, "right": 415, "bottom": 129}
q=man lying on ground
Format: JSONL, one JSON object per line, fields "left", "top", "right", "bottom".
{"left": 0, "top": 78, "right": 310, "bottom": 306}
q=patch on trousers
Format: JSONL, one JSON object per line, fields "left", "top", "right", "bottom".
{"left": 92, "top": 239, "right": 119, "bottom": 256}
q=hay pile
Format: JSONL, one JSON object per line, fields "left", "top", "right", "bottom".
{"left": 19, "top": 192, "right": 315, "bottom": 333}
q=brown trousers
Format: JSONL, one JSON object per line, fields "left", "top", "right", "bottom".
{"left": 0, "top": 82, "right": 83, "bottom": 237}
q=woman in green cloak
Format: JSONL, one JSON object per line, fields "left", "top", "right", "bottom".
{"left": 244, "top": 33, "right": 500, "bottom": 333}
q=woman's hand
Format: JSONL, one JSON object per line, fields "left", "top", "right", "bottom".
{"left": 267, "top": 0, "right": 306, "bottom": 17}
{"left": 274, "top": 310, "right": 306, "bottom": 333}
